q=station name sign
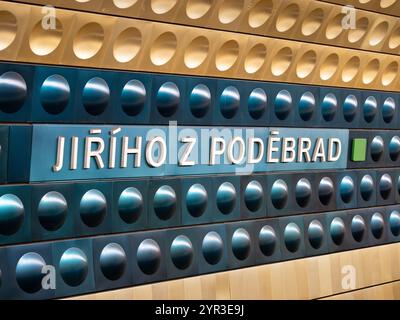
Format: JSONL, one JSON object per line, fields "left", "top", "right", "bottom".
{"left": 26, "top": 125, "right": 349, "bottom": 182}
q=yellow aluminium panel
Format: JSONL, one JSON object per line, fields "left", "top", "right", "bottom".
{"left": 322, "top": 0, "right": 400, "bottom": 17}
{"left": 1, "top": 1, "right": 400, "bottom": 92}
{"left": 5, "top": 0, "right": 400, "bottom": 56}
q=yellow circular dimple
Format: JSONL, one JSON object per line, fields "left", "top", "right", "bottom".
{"left": 348, "top": 17, "right": 369, "bottom": 43}
{"left": 325, "top": 13, "right": 345, "bottom": 40}
{"left": 113, "top": 27, "right": 142, "bottom": 63}
{"left": 215, "top": 40, "right": 240, "bottom": 71}
{"left": 271, "top": 47, "right": 293, "bottom": 76}
{"left": 29, "top": 19, "right": 63, "bottom": 56}
{"left": 113, "top": 0, "right": 138, "bottom": 9}
{"left": 369, "top": 21, "right": 388, "bottom": 46}
{"left": 380, "top": 0, "right": 397, "bottom": 8}
{"left": 73, "top": 22, "right": 104, "bottom": 60}
{"left": 276, "top": 4, "right": 300, "bottom": 33}
{"left": 320, "top": 53, "right": 339, "bottom": 81}
{"left": 388, "top": 27, "right": 400, "bottom": 50}
{"left": 342, "top": 56, "right": 360, "bottom": 83}
{"left": 296, "top": 50, "right": 317, "bottom": 79}
{"left": 218, "top": 0, "right": 244, "bottom": 24}
{"left": 244, "top": 43, "right": 267, "bottom": 74}
{"left": 381, "top": 61, "right": 398, "bottom": 86}
{"left": 248, "top": 0, "right": 273, "bottom": 29}
{"left": 0, "top": 11, "right": 17, "bottom": 51}
{"left": 362, "top": 59, "right": 380, "bottom": 84}
{"left": 184, "top": 36, "right": 209, "bottom": 69}
{"left": 150, "top": 32, "right": 177, "bottom": 66}
{"left": 151, "top": 0, "right": 178, "bottom": 14}
{"left": 186, "top": 0, "right": 212, "bottom": 20}
{"left": 301, "top": 8, "right": 324, "bottom": 36}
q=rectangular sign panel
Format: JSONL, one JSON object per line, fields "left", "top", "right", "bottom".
{"left": 22, "top": 125, "right": 350, "bottom": 182}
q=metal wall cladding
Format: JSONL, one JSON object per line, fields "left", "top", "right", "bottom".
{"left": 2, "top": 0, "right": 400, "bottom": 302}
{"left": 0, "top": 2, "right": 400, "bottom": 91}
{"left": 5, "top": 0, "right": 400, "bottom": 54}
{"left": 1, "top": 204, "right": 400, "bottom": 299}
{"left": 0, "top": 170, "right": 400, "bottom": 247}
{"left": 1, "top": 63, "right": 400, "bottom": 129}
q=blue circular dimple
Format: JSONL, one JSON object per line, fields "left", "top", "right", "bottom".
{"left": 274, "top": 90, "right": 292, "bottom": 120}
{"left": 318, "top": 177, "right": 334, "bottom": 206}
{"left": 216, "top": 182, "right": 236, "bottom": 215}
{"left": 190, "top": 84, "right": 211, "bottom": 118}
{"left": 363, "top": 96, "right": 378, "bottom": 123}
{"left": 40, "top": 74, "right": 70, "bottom": 115}
{"left": 186, "top": 184, "right": 208, "bottom": 218}
{"left": 220, "top": 86, "right": 240, "bottom": 119}
{"left": 298, "top": 91, "right": 315, "bottom": 121}
{"left": 100, "top": 243, "right": 127, "bottom": 281}
{"left": 232, "top": 228, "right": 251, "bottom": 261}
{"left": 259, "top": 225, "right": 276, "bottom": 256}
{"left": 390, "top": 210, "right": 400, "bottom": 236}
{"left": 389, "top": 136, "right": 400, "bottom": 161}
{"left": 330, "top": 217, "right": 346, "bottom": 245}
{"left": 82, "top": 77, "right": 110, "bottom": 116}
{"left": 370, "top": 136, "right": 384, "bottom": 162}
{"left": 16, "top": 252, "right": 46, "bottom": 293}
{"left": 271, "top": 179, "right": 288, "bottom": 209}
{"left": 295, "top": 178, "right": 312, "bottom": 208}
{"left": 156, "top": 82, "right": 180, "bottom": 117}
{"left": 351, "top": 215, "right": 366, "bottom": 242}
{"left": 118, "top": 187, "right": 143, "bottom": 224}
{"left": 202, "top": 231, "right": 224, "bottom": 265}
{"left": 38, "top": 191, "right": 68, "bottom": 231}
{"left": 0, "top": 194, "right": 24, "bottom": 236}
{"left": 121, "top": 80, "right": 146, "bottom": 117}
{"left": 284, "top": 222, "right": 301, "bottom": 253}
{"left": 170, "top": 235, "right": 193, "bottom": 270}
{"left": 370, "top": 212, "right": 385, "bottom": 239}
{"left": 360, "top": 174, "right": 374, "bottom": 201}
{"left": 308, "top": 220, "right": 324, "bottom": 249}
{"left": 382, "top": 97, "right": 396, "bottom": 123}
{"left": 0, "top": 71, "right": 27, "bottom": 114}
{"left": 153, "top": 185, "right": 177, "bottom": 221}
{"left": 398, "top": 176, "right": 400, "bottom": 197}
{"left": 248, "top": 88, "right": 267, "bottom": 120}
{"left": 340, "top": 176, "right": 354, "bottom": 203}
{"left": 79, "top": 189, "right": 107, "bottom": 228}
{"left": 379, "top": 174, "right": 393, "bottom": 200}
{"left": 137, "top": 239, "right": 161, "bottom": 275}
{"left": 59, "top": 247, "right": 88, "bottom": 287}
{"left": 244, "top": 180, "right": 263, "bottom": 212}
{"left": 321, "top": 93, "right": 337, "bottom": 121}
{"left": 343, "top": 94, "right": 358, "bottom": 122}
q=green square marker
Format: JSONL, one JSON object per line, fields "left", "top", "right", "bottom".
{"left": 351, "top": 138, "right": 367, "bottom": 162}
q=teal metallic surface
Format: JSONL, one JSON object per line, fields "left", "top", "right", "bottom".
{"left": 0, "top": 194, "right": 24, "bottom": 236}
{"left": 202, "top": 231, "right": 224, "bottom": 265}
{"left": 117, "top": 187, "right": 143, "bottom": 224}
{"left": 99, "top": 243, "right": 127, "bottom": 281}
{"left": 136, "top": 239, "right": 161, "bottom": 275}
{"left": 170, "top": 235, "right": 193, "bottom": 270}
{"left": 37, "top": 191, "right": 68, "bottom": 232}
{"left": 186, "top": 183, "right": 208, "bottom": 218}
{"left": 330, "top": 217, "right": 346, "bottom": 246}
{"left": 16, "top": 252, "right": 46, "bottom": 294}
{"left": 59, "top": 247, "right": 89, "bottom": 287}
{"left": 40, "top": 75, "right": 70, "bottom": 115}
{"left": 79, "top": 189, "right": 107, "bottom": 228}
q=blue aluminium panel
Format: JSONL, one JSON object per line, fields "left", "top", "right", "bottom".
{"left": 23, "top": 125, "right": 349, "bottom": 182}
